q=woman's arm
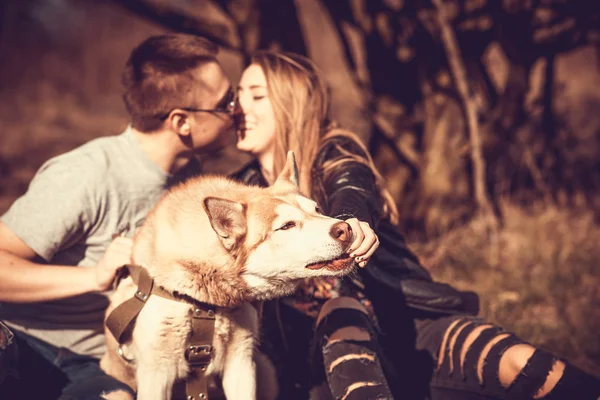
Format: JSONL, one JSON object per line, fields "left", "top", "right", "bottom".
{"left": 315, "top": 136, "right": 385, "bottom": 265}
{"left": 315, "top": 135, "right": 385, "bottom": 229}
{"left": 324, "top": 163, "right": 383, "bottom": 229}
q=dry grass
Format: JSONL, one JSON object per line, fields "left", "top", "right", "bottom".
{"left": 409, "top": 200, "right": 600, "bottom": 376}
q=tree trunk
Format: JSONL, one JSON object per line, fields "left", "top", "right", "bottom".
{"left": 432, "top": 0, "right": 499, "bottom": 264}
{"left": 294, "top": 0, "right": 372, "bottom": 142}
{"left": 432, "top": 0, "right": 499, "bottom": 227}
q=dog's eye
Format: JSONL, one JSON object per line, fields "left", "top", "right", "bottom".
{"left": 315, "top": 206, "right": 322, "bottom": 214}
{"left": 278, "top": 221, "right": 296, "bottom": 231}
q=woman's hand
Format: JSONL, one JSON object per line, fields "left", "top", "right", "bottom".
{"left": 345, "top": 218, "right": 379, "bottom": 268}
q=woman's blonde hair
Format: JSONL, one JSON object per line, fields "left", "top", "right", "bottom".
{"left": 250, "top": 51, "right": 398, "bottom": 224}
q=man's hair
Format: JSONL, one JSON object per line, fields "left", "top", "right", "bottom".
{"left": 122, "top": 34, "right": 219, "bottom": 132}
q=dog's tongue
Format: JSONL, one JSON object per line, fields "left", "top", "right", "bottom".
{"left": 306, "top": 262, "right": 326, "bottom": 270}
{"left": 305, "top": 256, "right": 352, "bottom": 271}
{"left": 325, "top": 257, "right": 353, "bottom": 271}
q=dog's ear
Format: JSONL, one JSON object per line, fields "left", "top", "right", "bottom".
{"left": 203, "top": 197, "right": 247, "bottom": 251}
{"left": 273, "top": 151, "right": 299, "bottom": 189}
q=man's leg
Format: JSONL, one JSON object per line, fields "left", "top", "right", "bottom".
{"left": 59, "top": 374, "right": 135, "bottom": 400}
{"left": 0, "top": 327, "right": 69, "bottom": 400}
{"left": 55, "top": 348, "right": 135, "bottom": 400}
{"left": 0, "top": 322, "right": 19, "bottom": 397}
{"left": 6, "top": 330, "right": 134, "bottom": 400}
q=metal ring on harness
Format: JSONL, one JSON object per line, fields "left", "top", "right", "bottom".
{"left": 118, "top": 344, "right": 135, "bottom": 364}
{"left": 107, "top": 265, "right": 217, "bottom": 399}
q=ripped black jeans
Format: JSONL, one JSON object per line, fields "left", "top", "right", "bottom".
{"left": 311, "top": 307, "right": 394, "bottom": 400}
{"left": 313, "top": 312, "right": 600, "bottom": 400}
{"left": 260, "top": 300, "right": 600, "bottom": 400}
{"left": 413, "top": 314, "right": 600, "bottom": 400}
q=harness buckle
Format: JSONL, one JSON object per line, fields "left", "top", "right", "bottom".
{"left": 185, "top": 344, "right": 213, "bottom": 366}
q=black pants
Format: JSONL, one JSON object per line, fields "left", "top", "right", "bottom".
{"left": 260, "top": 300, "right": 600, "bottom": 400}
{"left": 0, "top": 324, "right": 134, "bottom": 400}
{"left": 413, "top": 314, "right": 600, "bottom": 400}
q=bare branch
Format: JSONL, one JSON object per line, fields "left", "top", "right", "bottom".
{"left": 107, "top": 0, "right": 242, "bottom": 51}
{"left": 431, "top": 0, "right": 500, "bottom": 238}
{"left": 372, "top": 113, "right": 420, "bottom": 174}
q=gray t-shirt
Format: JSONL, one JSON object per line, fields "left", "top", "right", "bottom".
{"left": 0, "top": 127, "right": 170, "bottom": 358}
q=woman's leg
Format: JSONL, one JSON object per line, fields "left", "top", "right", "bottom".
{"left": 417, "top": 315, "right": 600, "bottom": 400}
{"left": 312, "top": 296, "right": 394, "bottom": 400}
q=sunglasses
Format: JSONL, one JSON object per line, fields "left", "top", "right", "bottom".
{"left": 157, "top": 89, "right": 236, "bottom": 120}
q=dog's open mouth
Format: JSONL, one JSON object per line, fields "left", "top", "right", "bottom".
{"left": 305, "top": 254, "right": 353, "bottom": 272}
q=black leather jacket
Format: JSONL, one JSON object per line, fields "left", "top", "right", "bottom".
{"left": 231, "top": 136, "right": 478, "bottom": 317}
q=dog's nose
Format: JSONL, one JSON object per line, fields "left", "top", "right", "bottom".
{"left": 330, "top": 221, "right": 352, "bottom": 246}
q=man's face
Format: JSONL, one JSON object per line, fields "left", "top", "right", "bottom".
{"left": 187, "top": 61, "right": 236, "bottom": 153}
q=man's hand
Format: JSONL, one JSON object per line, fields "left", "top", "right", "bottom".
{"left": 345, "top": 218, "right": 379, "bottom": 268}
{"left": 92, "top": 236, "right": 133, "bottom": 292}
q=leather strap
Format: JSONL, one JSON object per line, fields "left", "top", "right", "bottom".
{"left": 105, "top": 264, "right": 216, "bottom": 400}
{"left": 105, "top": 264, "right": 154, "bottom": 344}
{"left": 183, "top": 304, "right": 216, "bottom": 400}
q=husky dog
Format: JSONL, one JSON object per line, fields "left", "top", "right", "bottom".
{"left": 100, "top": 152, "right": 356, "bottom": 400}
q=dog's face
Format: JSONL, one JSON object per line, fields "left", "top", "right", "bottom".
{"left": 203, "top": 152, "right": 355, "bottom": 299}
{"left": 135, "top": 152, "right": 355, "bottom": 305}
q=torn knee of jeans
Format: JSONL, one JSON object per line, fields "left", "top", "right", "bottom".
{"left": 323, "top": 341, "right": 380, "bottom": 379}
{"left": 499, "top": 345, "right": 569, "bottom": 399}
{"left": 447, "top": 322, "right": 499, "bottom": 378}
{"left": 532, "top": 358, "right": 565, "bottom": 398}
{"left": 436, "top": 317, "right": 465, "bottom": 370}
{"left": 100, "top": 389, "right": 135, "bottom": 400}
{"left": 496, "top": 356, "right": 600, "bottom": 400}
{"left": 436, "top": 317, "right": 485, "bottom": 371}
{"left": 437, "top": 318, "right": 493, "bottom": 377}
{"left": 323, "top": 339, "right": 376, "bottom": 358}
{"left": 472, "top": 333, "right": 538, "bottom": 394}
{"left": 476, "top": 332, "right": 512, "bottom": 384}
{"left": 326, "top": 325, "right": 371, "bottom": 345}
{"left": 341, "top": 381, "right": 389, "bottom": 400}
{"left": 534, "top": 361, "right": 600, "bottom": 400}
{"left": 440, "top": 327, "right": 600, "bottom": 400}
{"left": 328, "top": 352, "right": 376, "bottom": 373}
{"left": 499, "top": 344, "right": 537, "bottom": 386}
{"left": 323, "top": 341, "right": 393, "bottom": 400}
{"left": 437, "top": 319, "right": 518, "bottom": 391}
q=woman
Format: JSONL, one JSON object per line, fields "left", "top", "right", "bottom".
{"left": 232, "top": 51, "right": 600, "bottom": 400}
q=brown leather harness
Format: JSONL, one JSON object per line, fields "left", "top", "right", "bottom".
{"left": 105, "top": 264, "right": 216, "bottom": 400}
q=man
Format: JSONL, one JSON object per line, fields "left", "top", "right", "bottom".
{"left": 0, "top": 33, "right": 235, "bottom": 399}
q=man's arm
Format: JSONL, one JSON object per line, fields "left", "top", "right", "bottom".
{"left": 0, "top": 222, "right": 132, "bottom": 303}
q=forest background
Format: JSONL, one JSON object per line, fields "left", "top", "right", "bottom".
{"left": 1, "top": 0, "right": 599, "bottom": 375}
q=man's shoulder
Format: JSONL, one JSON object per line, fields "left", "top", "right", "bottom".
{"left": 65, "top": 133, "right": 124, "bottom": 163}
{"left": 41, "top": 134, "right": 126, "bottom": 176}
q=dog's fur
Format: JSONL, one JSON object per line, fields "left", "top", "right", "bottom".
{"left": 100, "top": 153, "right": 356, "bottom": 399}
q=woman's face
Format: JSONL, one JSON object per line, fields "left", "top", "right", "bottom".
{"left": 235, "top": 64, "right": 277, "bottom": 158}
